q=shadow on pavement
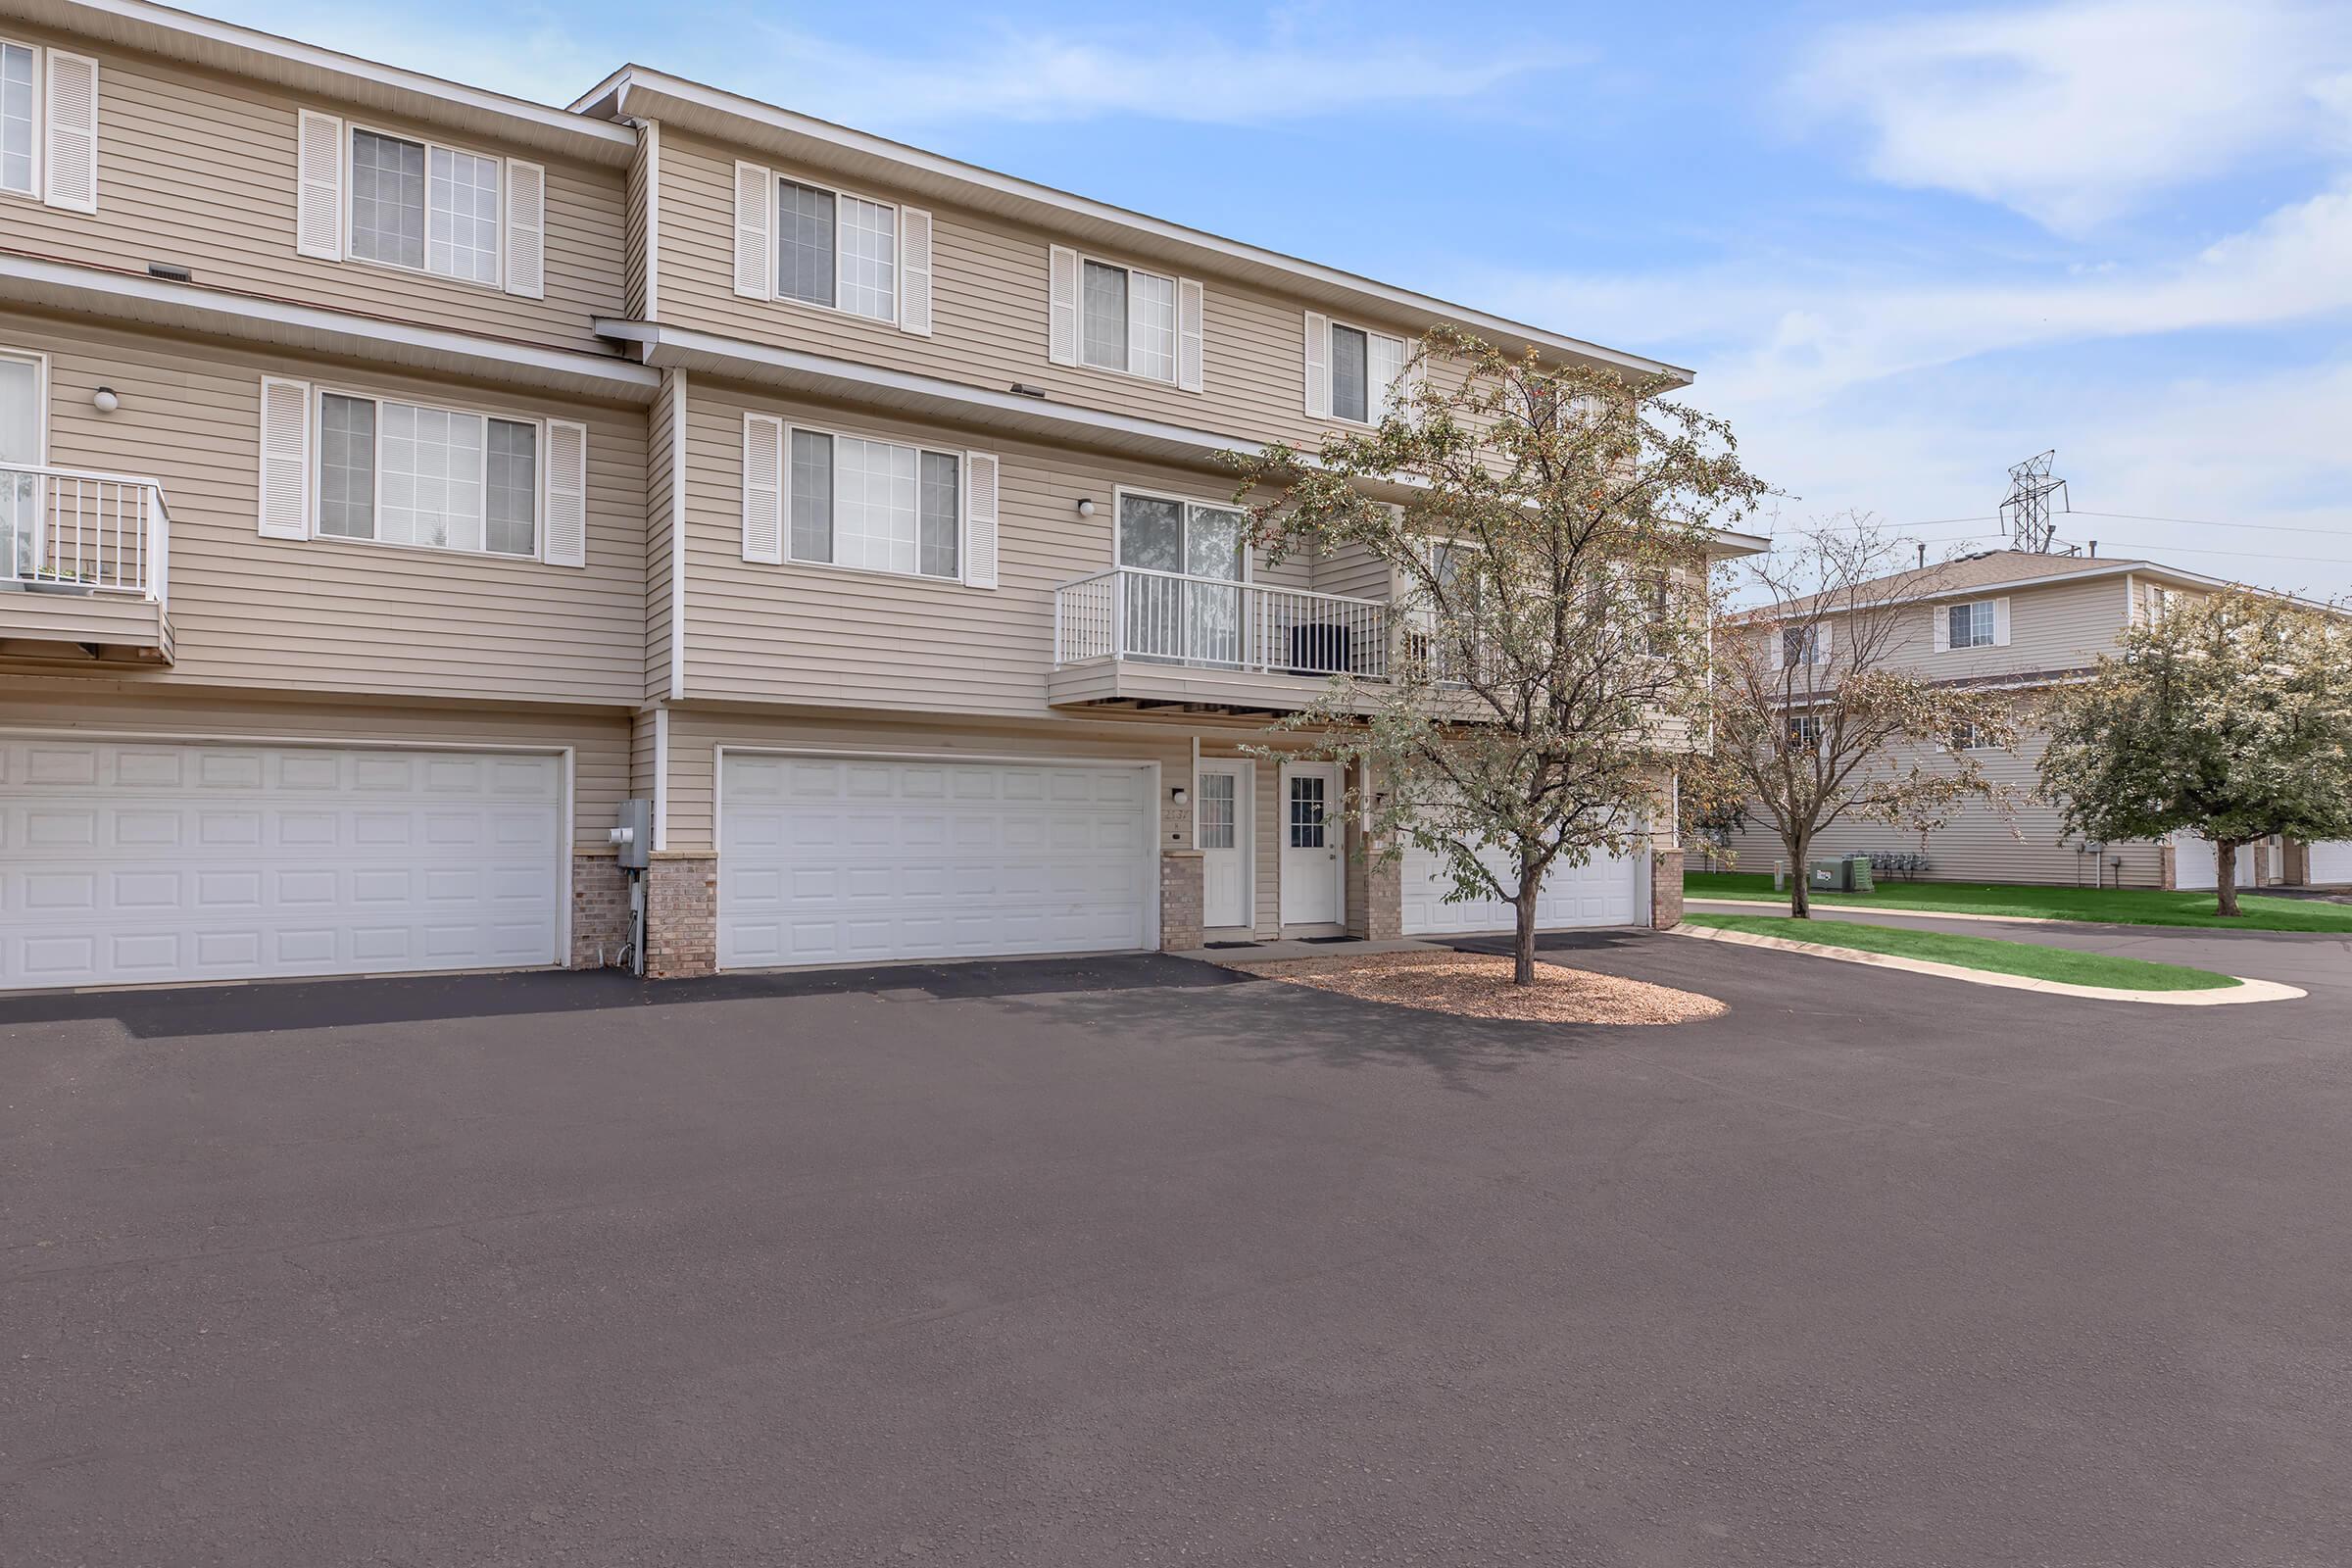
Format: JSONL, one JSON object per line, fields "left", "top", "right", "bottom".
{"left": 0, "top": 952, "right": 1245, "bottom": 1041}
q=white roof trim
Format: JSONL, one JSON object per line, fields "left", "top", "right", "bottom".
{"left": 24, "top": 0, "right": 636, "bottom": 162}
{"left": 5, "top": 252, "right": 661, "bottom": 401}
{"left": 574, "top": 68, "right": 1690, "bottom": 383}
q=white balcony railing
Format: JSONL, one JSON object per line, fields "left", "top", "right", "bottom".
{"left": 0, "top": 462, "right": 171, "bottom": 603}
{"left": 1055, "top": 566, "right": 1390, "bottom": 680}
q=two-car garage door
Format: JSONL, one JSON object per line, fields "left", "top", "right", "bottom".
{"left": 0, "top": 738, "right": 564, "bottom": 991}
{"left": 1399, "top": 840, "right": 1644, "bottom": 936}
{"left": 718, "top": 753, "right": 1153, "bottom": 969}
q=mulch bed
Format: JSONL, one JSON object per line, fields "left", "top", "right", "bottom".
{"left": 1231, "top": 950, "right": 1727, "bottom": 1024}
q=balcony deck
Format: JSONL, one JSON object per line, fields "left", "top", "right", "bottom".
{"left": 0, "top": 464, "right": 172, "bottom": 664}
{"left": 1051, "top": 567, "right": 1390, "bottom": 716}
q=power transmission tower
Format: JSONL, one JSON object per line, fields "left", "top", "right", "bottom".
{"left": 2001, "top": 450, "right": 2073, "bottom": 554}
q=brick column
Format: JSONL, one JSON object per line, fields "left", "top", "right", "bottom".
{"left": 1650, "top": 847, "right": 1685, "bottom": 930}
{"left": 570, "top": 852, "right": 631, "bottom": 968}
{"left": 2284, "top": 839, "right": 2310, "bottom": 887}
{"left": 2158, "top": 841, "right": 2178, "bottom": 891}
{"left": 1159, "top": 851, "right": 1204, "bottom": 952}
{"left": 646, "top": 854, "right": 717, "bottom": 979}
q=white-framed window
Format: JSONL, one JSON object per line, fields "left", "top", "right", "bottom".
{"left": 1321, "top": 317, "right": 1408, "bottom": 424}
{"left": 1080, "top": 257, "right": 1178, "bottom": 382}
{"left": 0, "top": 40, "right": 33, "bottom": 197}
{"left": 348, "top": 124, "right": 501, "bottom": 287}
{"left": 1947, "top": 600, "right": 1998, "bottom": 649}
{"left": 314, "top": 388, "right": 540, "bottom": 558}
{"left": 1949, "top": 720, "right": 1987, "bottom": 752}
{"left": 787, "top": 425, "right": 959, "bottom": 579}
{"left": 1788, "top": 713, "right": 1824, "bottom": 751}
{"left": 1782, "top": 625, "right": 1821, "bottom": 666}
{"left": 774, "top": 174, "right": 897, "bottom": 322}
{"left": 2145, "top": 584, "right": 2179, "bottom": 621}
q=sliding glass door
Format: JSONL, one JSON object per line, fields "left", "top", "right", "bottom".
{"left": 1118, "top": 492, "right": 1245, "bottom": 665}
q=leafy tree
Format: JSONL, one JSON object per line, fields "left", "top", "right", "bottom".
{"left": 2039, "top": 587, "right": 2352, "bottom": 916}
{"left": 1224, "top": 327, "right": 1763, "bottom": 984}
{"left": 1683, "top": 522, "right": 2023, "bottom": 917}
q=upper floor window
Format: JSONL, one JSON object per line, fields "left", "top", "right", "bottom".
{"left": 1306, "top": 314, "right": 1409, "bottom": 425}
{"left": 776, "top": 176, "right": 897, "bottom": 321}
{"left": 1948, "top": 720, "right": 1987, "bottom": 752}
{"left": 789, "top": 428, "right": 958, "bottom": 579}
{"left": 318, "top": 390, "right": 538, "bottom": 557}
{"left": 1081, "top": 259, "right": 1177, "bottom": 382}
{"left": 1782, "top": 625, "right": 1821, "bottom": 666}
{"left": 1, "top": 42, "right": 32, "bottom": 195}
{"left": 295, "top": 111, "right": 543, "bottom": 299}
{"left": 1947, "top": 600, "right": 1997, "bottom": 649}
{"left": 1788, "top": 713, "right": 1824, "bottom": 751}
{"left": 348, "top": 127, "right": 501, "bottom": 287}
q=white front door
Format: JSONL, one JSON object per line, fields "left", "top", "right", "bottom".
{"left": 717, "top": 753, "right": 1153, "bottom": 968}
{"left": 1197, "top": 760, "right": 1250, "bottom": 929}
{"left": 0, "top": 350, "right": 40, "bottom": 577}
{"left": 1279, "top": 763, "right": 1344, "bottom": 927}
{"left": 0, "top": 739, "right": 565, "bottom": 991}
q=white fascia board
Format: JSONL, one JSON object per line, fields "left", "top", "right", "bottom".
{"left": 27, "top": 0, "right": 636, "bottom": 164}
{"left": 7, "top": 253, "right": 661, "bottom": 402}
{"left": 573, "top": 69, "right": 1691, "bottom": 385}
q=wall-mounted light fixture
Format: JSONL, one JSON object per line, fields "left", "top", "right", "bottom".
{"left": 92, "top": 387, "right": 120, "bottom": 414}
{"left": 1169, "top": 786, "right": 1189, "bottom": 807}
{"left": 1076, "top": 498, "right": 1097, "bottom": 518}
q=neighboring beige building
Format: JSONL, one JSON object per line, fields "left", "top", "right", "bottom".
{"left": 0, "top": 1, "right": 1737, "bottom": 991}
{"left": 1713, "top": 550, "right": 2346, "bottom": 891}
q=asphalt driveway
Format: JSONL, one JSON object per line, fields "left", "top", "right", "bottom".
{"left": 5, "top": 932, "right": 2351, "bottom": 1566}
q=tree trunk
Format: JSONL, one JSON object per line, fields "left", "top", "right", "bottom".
{"left": 1788, "top": 835, "right": 1811, "bottom": 918}
{"left": 2215, "top": 839, "right": 2242, "bottom": 918}
{"left": 1513, "top": 868, "right": 1542, "bottom": 986}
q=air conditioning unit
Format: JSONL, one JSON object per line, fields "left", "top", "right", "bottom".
{"left": 1843, "top": 854, "right": 1875, "bottom": 893}
{"left": 1808, "top": 858, "right": 1843, "bottom": 890}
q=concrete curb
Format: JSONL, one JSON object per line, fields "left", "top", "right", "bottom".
{"left": 1671, "top": 923, "right": 2306, "bottom": 1006}
{"left": 1687, "top": 897, "right": 2067, "bottom": 926}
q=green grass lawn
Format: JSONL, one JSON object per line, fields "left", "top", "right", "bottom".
{"left": 1685, "top": 870, "right": 2352, "bottom": 933}
{"left": 1684, "top": 912, "right": 2242, "bottom": 992}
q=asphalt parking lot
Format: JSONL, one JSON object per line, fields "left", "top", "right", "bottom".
{"left": 4, "top": 927, "right": 2349, "bottom": 1566}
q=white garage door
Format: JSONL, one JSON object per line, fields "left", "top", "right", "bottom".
{"left": 0, "top": 738, "right": 564, "bottom": 991}
{"left": 718, "top": 754, "right": 1153, "bottom": 969}
{"left": 1399, "top": 840, "right": 1643, "bottom": 935}
{"left": 2173, "top": 833, "right": 2263, "bottom": 891}
{"left": 2305, "top": 841, "right": 2352, "bottom": 885}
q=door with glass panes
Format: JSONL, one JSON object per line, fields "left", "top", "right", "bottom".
{"left": 0, "top": 350, "right": 40, "bottom": 581}
{"left": 1118, "top": 491, "right": 1245, "bottom": 666}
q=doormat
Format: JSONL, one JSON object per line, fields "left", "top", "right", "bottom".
{"left": 1202, "top": 941, "right": 1262, "bottom": 950}
{"left": 1298, "top": 935, "right": 1360, "bottom": 945}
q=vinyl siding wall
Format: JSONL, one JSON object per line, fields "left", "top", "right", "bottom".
{"left": 1837, "top": 572, "right": 2133, "bottom": 683}
{"left": 2, "top": 312, "right": 649, "bottom": 706}
{"left": 679, "top": 378, "right": 1337, "bottom": 716}
{"left": 0, "top": 23, "right": 628, "bottom": 357}
{"left": 0, "top": 676, "right": 629, "bottom": 849}
{"left": 644, "top": 369, "right": 680, "bottom": 700}
{"left": 653, "top": 129, "right": 1443, "bottom": 453}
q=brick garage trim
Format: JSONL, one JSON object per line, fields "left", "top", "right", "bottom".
{"left": 647, "top": 853, "right": 717, "bottom": 979}
{"left": 1651, "top": 847, "right": 1685, "bottom": 930}
{"left": 1160, "top": 851, "right": 1204, "bottom": 953}
{"left": 570, "top": 852, "right": 632, "bottom": 968}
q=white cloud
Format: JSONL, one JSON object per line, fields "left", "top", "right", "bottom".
{"left": 1790, "top": 0, "right": 2352, "bottom": 233}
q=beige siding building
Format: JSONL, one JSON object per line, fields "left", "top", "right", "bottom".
{"left": 1715, "top": 551, "right": 2320, "bottom": 891}
{"left": 0, "top": 0, "right": 1722, "bottom": 992}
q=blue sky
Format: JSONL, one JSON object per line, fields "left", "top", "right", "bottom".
{"left": 215, "top": 0, "right": 2352, "bottom": 598}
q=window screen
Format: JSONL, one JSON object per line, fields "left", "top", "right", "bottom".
{"left": 1330, "top": 324, "right": 1369, "bottom": 422}
{"left": 0, "top": 44, "right": 32, "bottom": 196}
{"left": 777, "top": 179, "right": 836, "bottom": 308}
{"left": 349, "top": 129, "right": 426, "bottom": 271}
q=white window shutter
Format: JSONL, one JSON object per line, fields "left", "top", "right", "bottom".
{"left": 541, "top": 419, "right": 587, "bottom": 567}
{"left": 1047, "top": 245, "right": 1079, "bottom": 366}
{"left": 899, "top": 206, "right": 933, "bottom": 336}
{"left": 503, "top": 159, "right": 546, "bottom": 300}
{"left": 42, "top": 52, "right": 99, "bottom": 214}
{"left": 296, "top": 110, "right": 343, "bottom": 260}
{"left": 1816, "top": 620, "right": 1833, "bottom": 662}
{"left": 1303, "top": 312, "right": 1331, "bottom": 418}
{"left": 741, "top": 413, "right": 782, "bottom": 564}
{"left": 1766, "top": 627, "right": 1784, "bottom": 670}
{"left": 1176, "top": 277, "right": 1204, "bottom": 392}
{"left": 961, "top": 451, "right": 1000, "bottom": 589}
{"left": 1992, "top": 597, "right": 2011, "bottom": 647}
{"left": 257, "top": 377, "right": 312, "bottom": 540}
{"left": 1932, "top": 605, "right": 1950, "bottom": 653}
{"left": 1400, "top": 351, "right": 1429, "bottom": 417}
{"left": 733, "top": 161, "right": 772, "bottom": 302}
